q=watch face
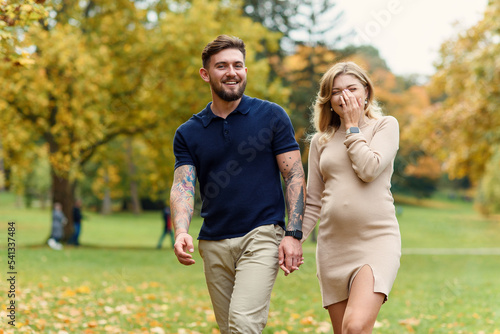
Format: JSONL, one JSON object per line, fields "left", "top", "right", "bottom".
{"left": 348, "top": 127, "right": 360, "bottom": 134}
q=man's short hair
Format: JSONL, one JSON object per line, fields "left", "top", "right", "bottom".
{"left": 201, "top": 35, "right": 246, "bottom": 69}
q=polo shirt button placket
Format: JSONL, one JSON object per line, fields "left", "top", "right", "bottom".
{"left": 223, "top": 120, "right": 230, "bottom": 142}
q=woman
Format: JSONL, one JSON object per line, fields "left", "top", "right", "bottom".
{"left": 302, "top": 62, "right": 401, "bottom": 334}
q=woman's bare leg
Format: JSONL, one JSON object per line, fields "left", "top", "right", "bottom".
{"left": 342, "top": 265, "right": 385, "bottom": 334}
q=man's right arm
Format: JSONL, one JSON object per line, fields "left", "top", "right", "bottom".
{"left": 170, "top": 165, "right": 196, "bottom": 265}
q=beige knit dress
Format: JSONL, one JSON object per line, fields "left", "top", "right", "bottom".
{"left": 302, "top": 115, "right": 401, "bottom": 308}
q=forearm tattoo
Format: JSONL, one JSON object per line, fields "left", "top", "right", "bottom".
{"left": 170, "top": 165, "right": 196, "bottom": 234}
{"left": 281, "top": 157, "right": 306, "bottom": 231}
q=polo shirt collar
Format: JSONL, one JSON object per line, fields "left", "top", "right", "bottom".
{"left": 200, "top": 95, "right": 251, "bottom": 127}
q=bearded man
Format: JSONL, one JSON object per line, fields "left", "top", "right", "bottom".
{"left": 170, "top": 35, "right": 306, "bottom": 334}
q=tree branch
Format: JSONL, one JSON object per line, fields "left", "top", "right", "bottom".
{"left": 78, "top": 121, "right": 158, "bottom": 166}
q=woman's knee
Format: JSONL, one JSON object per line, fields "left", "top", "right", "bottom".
{"left": 342, "top": 316, "right": 371, "bottom": 334}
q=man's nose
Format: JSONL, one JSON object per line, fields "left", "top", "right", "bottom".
{"left": 227, "top": 66, "right": 237, "bottom": 76}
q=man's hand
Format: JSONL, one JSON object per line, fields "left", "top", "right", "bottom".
{"left": 174, "top": 232, "right": 196, "bottom": 265}
{"left": 278, "top": 236, "right": 304, "bottom": 276}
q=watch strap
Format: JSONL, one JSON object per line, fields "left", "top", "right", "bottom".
{"left": 285, "top": 229, "right": 303, "bottom": 240}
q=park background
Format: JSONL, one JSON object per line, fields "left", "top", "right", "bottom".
{"left": 0, "top": 0, "right": 499, "bottom": 333}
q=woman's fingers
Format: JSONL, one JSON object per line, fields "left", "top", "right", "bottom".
{"left": 342, "top": 90, "right": 363, "bottom": 110}
{"left": 343, "top": 89, "right": 356, "bottom": 104}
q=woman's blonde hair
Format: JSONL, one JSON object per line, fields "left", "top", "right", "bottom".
{"left": 311, "top": 61, "right": 383, "bottom": 144}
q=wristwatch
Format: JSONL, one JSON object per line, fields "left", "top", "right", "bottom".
{"left": 346, "top": 127, "right": 360, "bottom": 135}
{"left": 285, "top": 229, "right": 303, "bottom": 240}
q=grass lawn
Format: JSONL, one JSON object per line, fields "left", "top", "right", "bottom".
{"left": 0, "top": 192, "right": 499, "bottom": 333}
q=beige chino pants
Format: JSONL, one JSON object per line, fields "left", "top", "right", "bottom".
{"left": 198, "top": 224, "right": 284, "bottom": 334}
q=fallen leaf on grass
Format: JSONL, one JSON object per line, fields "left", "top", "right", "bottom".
{"left": 15, "top": 322, "right": 26, "bottom": 328}
{"left": 205, "top": 310, "right": 216, "bottom": 323}
{"left": 150, "top": 327, "right": 165, "bottom": 334}
{"left": 399, "top": 317, "right": 420, "bottom": 333}
{"left": 62, "top": 288, "right": 76, "bottom": 297}
{"left": 86, "top": 320, "right": 98, "bottom": 328}
{"left": 149, "top": 320, "right": 162, "bottom": 327}
{"left": 300, "top": 316, "right": 315, "bottom": 325}
{"left": 76, "top": 285, "right": 91, "bottom": 294}
{"left": 315, "top": 321, "right": 331, "bottom": 333}
{"left": 399, "top": 317, "right": 420, "bottom": 326}
{"left": 145, "top": 293, "right": 157, "bottom": 300}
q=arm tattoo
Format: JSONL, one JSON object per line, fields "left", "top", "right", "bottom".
{"left": 281, "top": 157, "right": 306, "bottom": 231}
{"left": 170, "top": 165, "right": 196, "bottom": 234}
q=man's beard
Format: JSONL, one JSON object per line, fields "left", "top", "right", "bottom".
{"left": 210, "top": 77, "right": 247, "bottom": 102}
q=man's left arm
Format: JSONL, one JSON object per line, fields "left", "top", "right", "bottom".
{"left": 276, "top": 149, "right": 306, "bottom": 276}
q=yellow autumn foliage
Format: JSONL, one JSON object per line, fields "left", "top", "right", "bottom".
{"left": 0, "top": 0, "right": 287, "bottom": 220}
{"left": 405, "top": 0, "right": 500, "bottom": 184}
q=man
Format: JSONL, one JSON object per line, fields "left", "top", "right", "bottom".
{"left": 170, "top": 35, "right": 306, "bottom": 334}
{"left": 157, "top": 206, "right": 174, "bottom": 249}
{"left": 68, "top": 199, "right": 83, "bottom": 246}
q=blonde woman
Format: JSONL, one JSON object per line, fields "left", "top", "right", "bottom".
{"left": 302, "top": 62, "right": 401, "bottom": 334}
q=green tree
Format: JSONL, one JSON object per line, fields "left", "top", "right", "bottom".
{"left": 405, "top": 0, "right": 500, "bottom": 211}
{"left": 476, "top": 147, "right": 500, "bottom": 215}
{"left": 0, "top": 0, "right": 48, "bottom": 190}
{"left": 0, "top": 0, "right": 48, "bottom": 65}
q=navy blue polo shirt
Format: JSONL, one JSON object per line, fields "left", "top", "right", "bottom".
{"left": 173, "top": 95, "right": 299, "bottom": 240}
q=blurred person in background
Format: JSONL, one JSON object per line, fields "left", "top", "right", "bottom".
{"left": 157, "top": 206, "right": 174, "bottom": 249}
{"left": 68, "top": 199, "right": 83, "bottom": 246}
{"left": 48, "top": 202, "right": 67, "bottom": 250}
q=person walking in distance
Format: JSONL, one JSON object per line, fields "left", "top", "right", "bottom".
{"left": 170, "top": 35, "right": 306, "bottom": 334}
{"left": 68, "top": 199, "right": 83, "bottom": 246}
{"left": 157, "top": 206, "right": 174, "bottom": 249}
{"left": 48, "top": 202, "right": 67, "bottom": 250}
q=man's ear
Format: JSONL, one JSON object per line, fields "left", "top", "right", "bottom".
{"left": 199, "top": 67, "right": 210, "bottom": 83}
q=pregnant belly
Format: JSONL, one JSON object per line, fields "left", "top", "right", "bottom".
{"left": 320, "top": 195, "right": 396, "bottom": 234}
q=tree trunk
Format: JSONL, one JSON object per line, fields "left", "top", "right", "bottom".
{"left": 51, "top": 168, "right": 76, "bottom": 242}
{"left": 126, "top": 138, "right": 141, "bottom": 214}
